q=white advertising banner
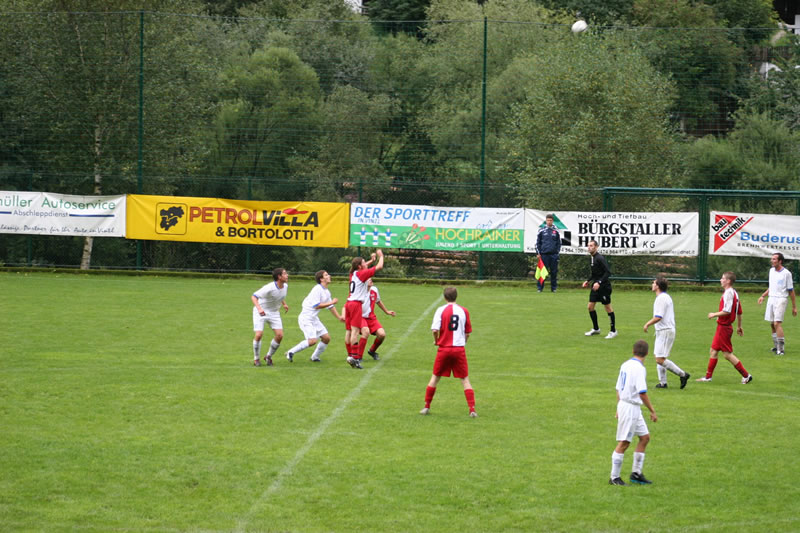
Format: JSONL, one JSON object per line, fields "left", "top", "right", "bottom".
{"left": 0, "top": 191, "right": 126, "bottom": 237}
{"left": 350, "top": 203, "right": 525, "bottom": 252}
{"left": 709, "top": 211, "right": 800, "bottom": 259}
{"left": 524, "top": 209, "right": 699, "bottom": 256}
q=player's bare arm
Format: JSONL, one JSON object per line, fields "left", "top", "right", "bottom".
{"left": 643, "top": 316, "right": 661, "bottom": 332}
{"left": 640, "top": 393, "right": 657, "bottom": 422}
{"left": 377, "top": 301, "right": 396, "bottom": 316}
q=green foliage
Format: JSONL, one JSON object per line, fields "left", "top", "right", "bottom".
{"left": 367, "top": 0, "right": 432, "bottom": 35}
{"left": 209, "top": 46, "right": 322, "bottom": 198}
{"left": 704, "top": 0, "right": 777, "bottom": 45}
{"left": 632, "top": 0, "right": 747, "bottom": 134}
{"left": 288, "top": 85, "right": 395, "bottom": 203}
{"left": 497, "top": 32, "right": 679, "bottom": 208}
{"left": 685, "top": 111, "right": 800, "bottom": 190}
{"left": 741, "top": 37, "right": 800, "bottom": 131}
{"left": 536, "top": 0, "right": 634, "bottom": 25}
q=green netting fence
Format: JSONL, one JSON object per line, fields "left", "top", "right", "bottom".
{"left": 1, "top": 11, "right": 798, "bottom": 281}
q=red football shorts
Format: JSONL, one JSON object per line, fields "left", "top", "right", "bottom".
{"left": 432, "top": 346, "right": 469, "bottom": 378}
{"left": 365, "top": 316, "right": 382, "bottom": 334}
{"left": 711, "top": 324, "right": 734, "bottom": 353}
{"left": 344, "top": 301, "right": 365, "bottom": 330}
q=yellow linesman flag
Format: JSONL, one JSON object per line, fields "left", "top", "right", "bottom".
{"left": 535, "top": 256, "right": 549, "bottom": 284}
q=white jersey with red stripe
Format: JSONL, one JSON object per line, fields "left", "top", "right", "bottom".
{"left": 362, "top": 285, "right": 380, "bottom": 319}
{"left": 431, "top": 302, "right": 472, "bottom": 347}
{"left": 347, "top": 267, "right": 376, "bottom": 303}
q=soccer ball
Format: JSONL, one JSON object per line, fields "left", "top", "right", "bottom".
{"left": 571, "top": 20, "right": 588, "bottom": 34}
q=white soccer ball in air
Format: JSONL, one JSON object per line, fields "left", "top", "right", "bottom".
{"left": 571, "top": 20, "right": 588, "bottom": 34}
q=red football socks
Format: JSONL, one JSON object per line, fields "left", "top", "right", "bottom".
{"left": 424, "top": 386, "right": 436, "bottom": 408}
{"left": 464, "top": 388, "right": 475, "bottom": 410}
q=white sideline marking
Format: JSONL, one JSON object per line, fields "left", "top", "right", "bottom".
{"left": 234, "top": 295, "right": 442, "bottom": 533}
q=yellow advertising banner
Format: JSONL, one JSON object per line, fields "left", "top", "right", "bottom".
{"left": 126, "top": 195, "right": 350, "bottom": 248}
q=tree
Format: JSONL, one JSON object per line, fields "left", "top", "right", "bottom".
{"left": 209, "top": 46, "right": 322, "bottom": 199}
{"left": 535, "top": 0, "right": 634, "bottom": 25}
{"left": 0, "top": 3, "right": 227, "bottom": 268}
{"left": 685, "top": 112, "right": 800, "bottom": 191}
{"left": 630, "top": 0, "right": 758, "bottom": 135}
{"left": 498, "top": 32, "right": 679, "bottom": 209}
{"left": 288, "top": 85, "right": 394, "bottom": 203}
{"left": 367, "top": 0, "right": 432, "bottom": 36}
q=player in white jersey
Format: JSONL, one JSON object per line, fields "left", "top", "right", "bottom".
{"left": 610, "top": 340, "right": 658, "bottom": 486}
{"left": 758, "top": 253, "right": 797, "bottom": 356}
{"left": 643, "top": 276, "right": 690, "bottom": 389}
{"left": 284, "top": 270, "right": 344, "bottom": 363}
{"left": 251, "top": 268, "right": 289, "bottom": 366}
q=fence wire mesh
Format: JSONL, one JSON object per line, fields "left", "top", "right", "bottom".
{"left": 1, "top": 11, "right": 799, "bottom": 281}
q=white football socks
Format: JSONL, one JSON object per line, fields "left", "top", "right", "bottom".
{"left": 267, "top": 339, "right": 280, "bottom": 356}
{"left": 311, "top": 341, "right": 328, "bottom": 359}
{"left": 288, "top": 340, "right": 310, "bottom": 354}
{"left": 611, "top": 452, "right": 624, "bottom": 479}
{"left": 632, "top": 452, "right": 645, "bottom": 475}
{"left": 663, "top": 358, "right": 685, "bottom": 377}
{"left": 253, "top": 340, "right": 261, "bottom": 359}
{"left": 657, "top": 364, "right": 667, "bottom": 385}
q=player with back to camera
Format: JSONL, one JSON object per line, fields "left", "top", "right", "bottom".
{"left": 643, "top": 276, "right": 690, "bottom": 389}
{"left": 757, "top": 253, "right": 797, "bottom": 356}
{"left": 285, "top": 270, "right": 344, "bottom": 363}
{"left": 344, "top": 249, "right": 384, "bottom": 369}
{"left": 251, "top": 267, "right": 289, "bottom": 366}
{"left": 610, "top": 340, "right": 657, "bottom": 486}
{"left": 696, "top": 271, "right": 753, "bottom": 384}
{"left": 583, "top": 239, "right": 617, "bottom": 339}
{"left": 420, "top": 287, "right": 477, "bottom": 418}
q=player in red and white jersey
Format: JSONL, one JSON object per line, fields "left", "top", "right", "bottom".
{"left": 344, "top": 249, "right": 384, "bottom": 369}
{"left": 355, "top": 279, "right": 396, "bottom": 361}
{"left": 420, "top": 287, "right": 477, "bottom": 418}
{"left": 697, "top": 271, "right": 752, "bottom": 384}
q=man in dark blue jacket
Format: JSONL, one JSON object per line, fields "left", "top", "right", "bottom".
{"left": 536, "top": 214, "right": 561, "bottom": 292}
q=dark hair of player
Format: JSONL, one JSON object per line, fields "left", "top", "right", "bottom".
{"left": 633, "top": 340, "right": 649, "bottom": 357}
{"left": 443, "top": 286, "right": 458, "bottom": 302}
{"left": 350, "top": 257, "right": 364, "bottom": 276}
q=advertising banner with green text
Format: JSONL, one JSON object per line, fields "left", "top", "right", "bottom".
{"left": 349, "top": 203, "right": 524, "bottom": 252}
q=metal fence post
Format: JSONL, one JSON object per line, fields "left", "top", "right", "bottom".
{"left": 698, "top": 194, "right": 709, "bottom": 283}
{"left": 136, "top": 10, "right": 144, "bottom": 270}
{"left": 477, "top": 16, "right": 488, "bottom": 280}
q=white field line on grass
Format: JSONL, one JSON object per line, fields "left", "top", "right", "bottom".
{"left": 233, "top": 295, "right": 443, "bottom": 533}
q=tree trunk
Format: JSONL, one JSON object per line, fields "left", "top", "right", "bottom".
{"left": 80, "top": 120, "right": 104, "bottom": 270}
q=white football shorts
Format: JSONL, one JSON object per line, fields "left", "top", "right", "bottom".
{"left": 653, "top": 328, "right": 675, "bottom": 359}
{"left": 253, "top": 308, "right": 283, "bottom": 332}
{"left": 298, "top": 314, "right": 328, "bottom": 340}
{"left": 764, "top": 297, "right": 788, "bottom": 323}
{"left": 616, "top": 401, "right": 649, "bottom": 442}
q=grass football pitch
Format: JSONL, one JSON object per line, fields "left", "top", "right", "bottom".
{"left": 2, "top": 272, "right": 798, "bottom": 532}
